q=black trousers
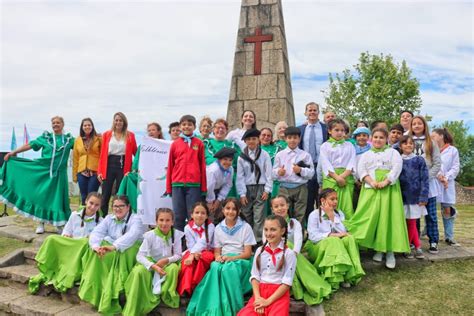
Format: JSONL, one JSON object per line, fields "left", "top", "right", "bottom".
{"left": 304, "top": 162, "right": 320, "bottom": 224}
{"left": 100, "top": 155, "right": 124, "bottom": 216}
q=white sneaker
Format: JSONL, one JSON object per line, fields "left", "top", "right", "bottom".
{"left": 385, "top": 252, "right": 396, "bottom": 269}
{"left": 373, "top": 252, "right": 384, "bottom": 262}
{"left": 35, "top": 223, "right": 45, "bottom": 234}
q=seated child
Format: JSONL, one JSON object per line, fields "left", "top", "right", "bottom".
{"left": 29, "top": 192, "right": 102, "bottom": 294}
{"left": 122, "top": 208, "right": 184, "bottom": 315}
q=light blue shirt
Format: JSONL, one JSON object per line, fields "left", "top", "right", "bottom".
{"left": 303, "top": 122, "right": 324, "bottom": 162}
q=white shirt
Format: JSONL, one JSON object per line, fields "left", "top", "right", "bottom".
{"left": 438, "top": 145, "right": 460, "bottom": 204}
{"left": 89, "top": 213, "right": 144, "bottom": 252}
{"left": 357, "top": 147, "right": 402, "bottom": 188}
{"left": 226, "top": 128, "right": 246, "bottom": 150}
{"left": 250, "top": 240, "right": 297, "bottom": 286}
{"left": 136, "top": 229, "right": 184, "bottom": 270}
{"left": 214, "top": 219, "right": 256, "bottom": 255}
{"left": 272, "top": 147, "right": 314, "bottom": 184}
{"left": 206, "top": 162, "right": 234, "bottom": 203}
{"left": 303, "top": 122, "right": 324, "bottom": 162}
{"left": 62, "top": 210, "right": 103, "bottom": 238}
{"left": 184, "top": 222, "right": 215, "bottom": 253}
{"left": 319, "top": 141, "right": 356, "bottom": 177}
{"left": 108, "top": 133, "right": 126, "bottom": 155}
{"left": 308, "top": 209, "right": 347, "bottom": 243}
{"left": 236, "top": 148, "right": 273, "bottom": 196}
{"left": 262, "top": 218, "right": 303, "bottom": 253}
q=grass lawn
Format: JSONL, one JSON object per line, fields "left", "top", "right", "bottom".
{"left": 324, "top": 259, "right": 474, "bottom": 315}
{"left": 0, "top": 237, "right": 28, "bottom": 257}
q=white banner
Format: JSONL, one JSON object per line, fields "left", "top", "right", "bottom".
{"left": 137, "top": 136, "right": 173, "bottom": 226}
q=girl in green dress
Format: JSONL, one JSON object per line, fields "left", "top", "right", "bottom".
{"left": 78, "top": 195, "right": 144, "bottom": 314}
{"left": 28, "top": 192, "right": 102, "bottom": 294}
{"left": 268, "top": 196, "right": 332, "bottom": 305}
{"left": 1, "top": 116, "right": 74, "bottom": 234}
{"left": 304, "top": 189, "right": 365, "bottom": 290}
{"left": 345, "top": 128, "right": 410, "bottom": 269}
{"left": 122, "top": 208, "right": 184, "bottom": 316}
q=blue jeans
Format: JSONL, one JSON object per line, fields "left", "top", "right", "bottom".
{"left": 441, "top": 203, "right": 456, "bottom": 241}
{"left": 171, "top": 186, "right": 202, "bottom": 231}
{"left": 77, "top": 173, "right": 100, "bottom": 205}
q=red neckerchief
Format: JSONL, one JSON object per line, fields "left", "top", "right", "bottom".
{"left": 264, "top": 246, "right": 284, "bottom": 266}
{"left": 440, "top": 144, "right": 450, "bottom": 153}
{"left": 188, "top": 219, "right": 209, "bottom": 238}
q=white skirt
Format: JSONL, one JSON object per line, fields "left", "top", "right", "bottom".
{"left": 404, "top": 204, "right": 428, "bottom": 219}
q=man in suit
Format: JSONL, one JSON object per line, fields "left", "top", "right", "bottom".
{"left": 298, "top": 102, "right": 328, "bottom": 221}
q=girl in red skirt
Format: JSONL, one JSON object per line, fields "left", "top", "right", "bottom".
{"left": 238, "top": 215, "right": 296, "bottom": 316}
{"left": 178, "top": 202, "right": 215, "bottom": 296}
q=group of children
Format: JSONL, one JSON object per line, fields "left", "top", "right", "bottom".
{"left": 27, "top": 111, "right": 460, "bottom": 315}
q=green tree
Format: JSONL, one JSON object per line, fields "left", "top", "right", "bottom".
{"left": 324, "top": 52, "right": 422, "bottom": 128}
{"left": 433, "top": 120, "right": 474, "bottom": 186}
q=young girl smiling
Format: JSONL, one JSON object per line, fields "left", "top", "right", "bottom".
{"left": 187, "top": 198, "right": 256, "bottom": 316}
{"left": 238, "top": 215, "right": 296, "bottom": 315}
{"left": 122, "top": 208, "right": 184, "bottom": 315}
{"left": 178, "top": 202, "right": 215, "bottom": 296}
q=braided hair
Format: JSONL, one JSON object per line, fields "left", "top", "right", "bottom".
{"left": 256, "top": 215, "right": 288, "bottom": 272}
{"left": 111, "top": 195, "right": 131, "bottom": 234}
{"left": 191, "top": 201, "right": 210, "bottom": 244}
{"left": 81, "top": 192, "right": 102, "bottom": 227}
{"left": 155, "top": 208, "right": 175, "bottom": 255}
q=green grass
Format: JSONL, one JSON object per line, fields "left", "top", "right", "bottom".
{"left": 324, "top": 259, "right": 474, "bottom": 315}
{"left": 0, "top": 237, "right": 28, "bottom": 257}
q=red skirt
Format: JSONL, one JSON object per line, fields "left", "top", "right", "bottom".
{"left": 177, "top": 249, "right": 214, "bottom": 296}
{"left": 237, "top": 283, "right": 290, "bottom": 316}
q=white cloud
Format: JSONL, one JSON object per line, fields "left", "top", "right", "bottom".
{"left": 1, "top": 0, "right": 473, "bottom": 150}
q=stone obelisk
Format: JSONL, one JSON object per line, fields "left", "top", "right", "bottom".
{"left": 227, "top": 0, "right": 295, "bottom": 130}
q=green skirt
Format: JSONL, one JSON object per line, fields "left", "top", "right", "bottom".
{"left": 122, "top": 263, "right": 180, "bottom": 316}
{"left": 0, "top": 157, "right": 70, "bottom": 225}
{"left": 186, "top": 257, "right": 252, "bottom": 316}
{"left": 28, "top": 235, "right": 90, "bottom": 294}
{"left": 78, "top": 242, "right": 140, "bottom": 314}
{"left": 345, "top": 170, "right": 410, "bottom": 253}
{"left": 303, "top": 235, "right": 365, "bottom": 290}
{"left": 322, "top": 168, "right": 354, "bottom": 220}
{"left": 117, "top": 172, "right": 139, "bottom": 212}
{"left": 291, "top": 253, "right": 332, "bottom": 305}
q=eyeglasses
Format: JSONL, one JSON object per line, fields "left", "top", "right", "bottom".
{"left": 113, "top": 204, "right": 127, "bottom": 209}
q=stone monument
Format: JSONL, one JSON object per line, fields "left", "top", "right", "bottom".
{"left": 227, "top": 0, "right": 295, "bottom": 130}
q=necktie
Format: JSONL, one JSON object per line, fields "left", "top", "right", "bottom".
{"left": 264, "top": 246, "right": 283, "bottom": 266}
{"left": 309, "top": 125, "right": 317, "bottom": 161}
{"left": 192, "top": 226, "right": 205, "bottom": 238}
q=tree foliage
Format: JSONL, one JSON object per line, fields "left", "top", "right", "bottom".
{"left": 324, "top": 52, "right": 422, "bottom": 128}
{"left": 433, "top": 120, "right": 474, "bottom": 186}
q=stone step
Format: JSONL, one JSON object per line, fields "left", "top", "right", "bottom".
{"left": 0, "top": 263, "right": 38, "bottom": 284}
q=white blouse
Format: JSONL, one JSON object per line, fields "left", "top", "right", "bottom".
{"left": 108, "top": 133, "right": 126, "bottom": 155}
{"left": 262, "top": 218, "right": 303, "bottom": 253}
{"left": 206, "top": 162, "right": 234, "bottom": 203}
{"left": 308, "top": 209, "right": 347, "bottom": 243}
{"left": 226, "top": 128, "right": 246, "bottom": 150}
{"left": 319, "top": 141, "right": 356, "bottom": 176}
{"left": 184, "top": 222, "right": 215, "bottom": 253}
{"left": 438, "top": 145, "right": 460, "bottom": 204}
{"left": 136, "top": 229, "right": 184, "bottom": 270}
{"left": 89, "top": 213, "right": 144, "bottom": 252}
{"left": 357, "top": 148, "right": 402, "bottom": 188}
{"left": 250, "top": 240, "right": 297, "bottom": 286}
{"left": 62, "top": 210, "right": 102, "bottom": 238}
{"left": 214, "top": 218, "right": 256, "bottom": 255}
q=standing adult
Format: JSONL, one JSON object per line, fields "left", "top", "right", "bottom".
{"left": 1, "top": 116, "right": 74, "bottom": 233}
{"left": 73, "top": 118, "right": 101, "bottom": 205}
{"left": 274, "top": 121, "right": 288, "bottom": 150}
{"left": 203, "top": 118, "right": 239, "bottom": 165}
{"left": 298, "top": 102, "right": 328, "bottom": 219}
{"left": 323, "top": 111, "right": 336, "bottom": 125}
{"left": 400, "top": 110, "right": 414, "bottom": 134}
{"left": 97, "top": 112, "right": 137, "bottom": 216}
{"left": 198, "top": 116, "right": 213, "bottom": 140}
{"left": 226, "top": 110, "right": 256, "bottom": 150}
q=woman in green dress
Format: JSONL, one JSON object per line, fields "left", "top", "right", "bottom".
{"left": 274, "top": 121, "right": 288, "bottom": 151}
{"left": 197, "top": 116, "right": 213, "bottom": 140}
{"left": 1, "top": 116, "right": 74, "bottom": 234}
{"left": 117, "top": 122, "right": 164, "bottom": 211}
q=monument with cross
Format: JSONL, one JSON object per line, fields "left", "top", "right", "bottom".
{"left": 227, "top": 0, "right": 295, "bottom": 130}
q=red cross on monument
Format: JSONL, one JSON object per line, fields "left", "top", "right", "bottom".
{"left": 244, "top": 27, "right": 273, "bottom": 75}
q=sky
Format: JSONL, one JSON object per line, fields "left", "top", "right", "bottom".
{"left": 1, "top": 0, "right": 473, "bottom": 153}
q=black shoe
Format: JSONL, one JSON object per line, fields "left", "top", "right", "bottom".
{"left": 428, "top": 243, "right": 439, "bottom": 254}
